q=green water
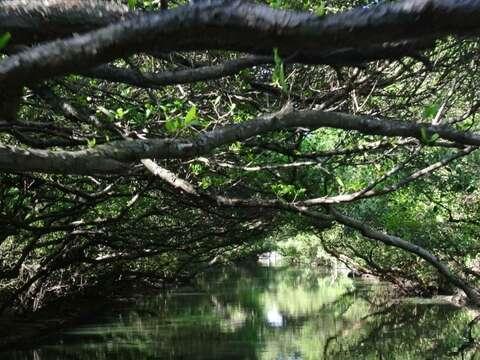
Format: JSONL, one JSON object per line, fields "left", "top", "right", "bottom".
{"left": 4, "top": 266, "right": 480, "bottom": 359}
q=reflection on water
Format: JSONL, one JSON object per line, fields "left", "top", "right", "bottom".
{"left": 266, "top": 305, "right": 283, "bottom": 328}
{"left": 4, "top": 266, "right": 480, "bottom": 359}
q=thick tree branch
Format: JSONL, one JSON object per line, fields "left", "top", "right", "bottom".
{"left": 1, "top": 108, "right": 480, "bottom": 174}
{"left": 1, "top": 0, "right": 480, "bottom": 88}
{"left": 0, "top": 0, "right": 130, "bottom": 48}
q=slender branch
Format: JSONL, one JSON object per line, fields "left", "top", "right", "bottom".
{"left": 328, "top": 206, "right": 480, "bottom": 306}
{"left": 83, "top": 56, "right": 271, "bottom": 88}
{"left": 300, "top": 146, "right": 476, "bottom": 205}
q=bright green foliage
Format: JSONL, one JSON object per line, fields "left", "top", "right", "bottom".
{"left": 423, "top": 102, "right": 440, "bottom": 119}
{"left": 128, "top": 0, "right": 137, "bottom": 9}
{"left": 164, "top": 102, "right": 200, "bottom": 134}
{"left": 271, "top": 183, "right": 306, "bottom": 200}
{"left": 314, "top": 1, "right": 326, "bottom": 16}
{"left": 86, "top": 138, "right": 96, "bottom": 148}
{"left": 165, "top": 117, "right": 180, "bottom": 133}
{"left": 0, "top": 32, "right": 11, "bottom": 50}
{"left": 184, "top": 105, "right": 198, "bottom": 126}
{"left": 272, "top": 48, "right": 287, "bottom": 91}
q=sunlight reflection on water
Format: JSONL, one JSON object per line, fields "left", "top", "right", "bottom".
{"left": 4, "top": 266, "right": 478, "bottom": 360}
{"left": 266, "top": 305, "right": 283, "bottom": 328}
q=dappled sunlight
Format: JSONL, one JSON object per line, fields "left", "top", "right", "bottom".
{"left": 259, "top": 274, "right": 354, "bottom": 319}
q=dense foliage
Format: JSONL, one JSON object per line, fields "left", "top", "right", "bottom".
{"left": 1, "top": 0, "right": 480, "bottom": 312}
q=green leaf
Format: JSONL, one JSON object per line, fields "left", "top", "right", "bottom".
{"left": 420, "top": 127, "right": 428, "bottom": 141}
{"left": 165, "top": 118, "right": 179, "bottom": 133}
{"left": 200, "top": 176, "right": 212, "bottom": 189}
{"left": 189, "top": 163, "right": 203, "bottom": 176}
{"left": 420, "top": 127, "right": 439, "bottom": 145}
{"left": 269, "top": 0, "right": 282, "bottom": 9}
{"left": 145, "top": 108, "right": 152, "bottom": 119}
{"left": 87, "top": 138, "right": 96, "bottom": 148}
{"left": 115, "top": 107, "right": 129, "bottom": 120}
{"left": 128, "top": 0, "right": 137, "bottom": 9}
{"left": 0, "top": 32, "right": 11, "bottom": 50}
{"left": 272, "top": 48, "right": 286, "bottom": 91}
{"left": 423, "top": 103, "right": 440, "bottom": 119}
{"left": 229, "top": 142, "right": 242, "bottom": 153}
{"left": 184, "top": 105, "right": 197, "bottom": 126}
{"left": 314, "top": 1, "right": 326, "bottom": 16}
{"left": 335, "top": 177, "right": 345, "bottom": 190}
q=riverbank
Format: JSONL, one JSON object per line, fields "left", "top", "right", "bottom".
{"left": 0, "top": 293, "right": 130, "bottom": 351}
{"left": 0, "top": 280, "right": 174, "bottom": 351}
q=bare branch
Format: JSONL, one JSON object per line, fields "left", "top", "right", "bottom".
{"left": 300, "top": 146, "right": 476, "bottom": 205}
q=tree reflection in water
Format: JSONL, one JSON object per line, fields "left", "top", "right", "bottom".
{"left": 5, "top": 266, "right": 480, "bottom": 360}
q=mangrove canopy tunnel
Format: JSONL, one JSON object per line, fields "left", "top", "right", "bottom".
{"left": 2, "top": 0, "right": 480, "bottom": 315}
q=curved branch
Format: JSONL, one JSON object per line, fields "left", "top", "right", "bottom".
{"left": 1, "top": 0, "right": 480, "bottom": 87}
{"left": 1, "top": 108, "right": 480, "bottom": 174}
{"left": 137, "top": 157, "right": 480, "bottom": 305}
{"left": 328, "top": 206, "right": 480, "bottom": 306}
{"left": 82, "top": 55, "right": 271, "bottom": 88}
{"left": 299, "top": 146, "right": 476, "bottom": 205}
{"left": 0, "top": 0, "right": 131, "bottom": 47}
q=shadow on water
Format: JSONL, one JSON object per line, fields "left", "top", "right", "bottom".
{"left": 3, "top": 265, "right": 480, "bottom": 359}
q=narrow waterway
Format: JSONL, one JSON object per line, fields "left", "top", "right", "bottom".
{"left": 4, "top": 266, "right": 479, "bottom": 359}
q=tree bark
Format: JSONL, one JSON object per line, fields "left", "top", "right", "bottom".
{"left": 2, "top": 0, "right": 480, "bottom": 88}
{"left": 0, "top": 108, "right": 478, "bottom": 175}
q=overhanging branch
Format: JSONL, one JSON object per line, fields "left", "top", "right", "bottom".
{"left": 328, "top": 205, "right": 480, "bottom": 305}
{"left": 1, "top": 108, "right": 479, "bottom": 174}
{"left": 1, "top": 0, "right": 480, "bottom": 88}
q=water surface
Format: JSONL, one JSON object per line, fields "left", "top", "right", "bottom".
{"left": 5, "top": 266, "right": 480, "bottom": 359}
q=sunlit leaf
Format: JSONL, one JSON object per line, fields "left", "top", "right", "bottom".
{"left": 423, "top": 103, "right": 440, "bottom": 119}
{"left": 272, "top": 48, "right": 286, "bottom": 91}
{"left": 0, "top": 32, "right": 11, "bottom": 50}
{"left": 315, "top": 1, "right": 326, "bottom": 16}
{"left": 165, "top": 118, "right": 179, "bottom": 133}
{"left": 335, "top": 177, "right": 345, "bottom": 189}
{"left": 184, "top": 105, "right": 197, "bottom": 126}
{"left": 420, "top": 127, "right": 439, "bottom": 145}
{"left": 128, "top": 0, "right": 137, "bottom": 9}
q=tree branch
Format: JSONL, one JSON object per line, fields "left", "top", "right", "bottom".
{"left": 1, "top": 108, "right": 480, "bottom": 174}
{"left": 83, "top": 56, "right": 271, "bottom": 88}
{"left": 0, "top": 0, "right": 130, "bottom": 48}
{"left": 299, "top": 146, "right": 476, "bottom": 205}
{"left": 2, "top": 0, "right": 480, "bottom": 88}
{"left": 328, "top": 205, "right": 480, "bottom": 306}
